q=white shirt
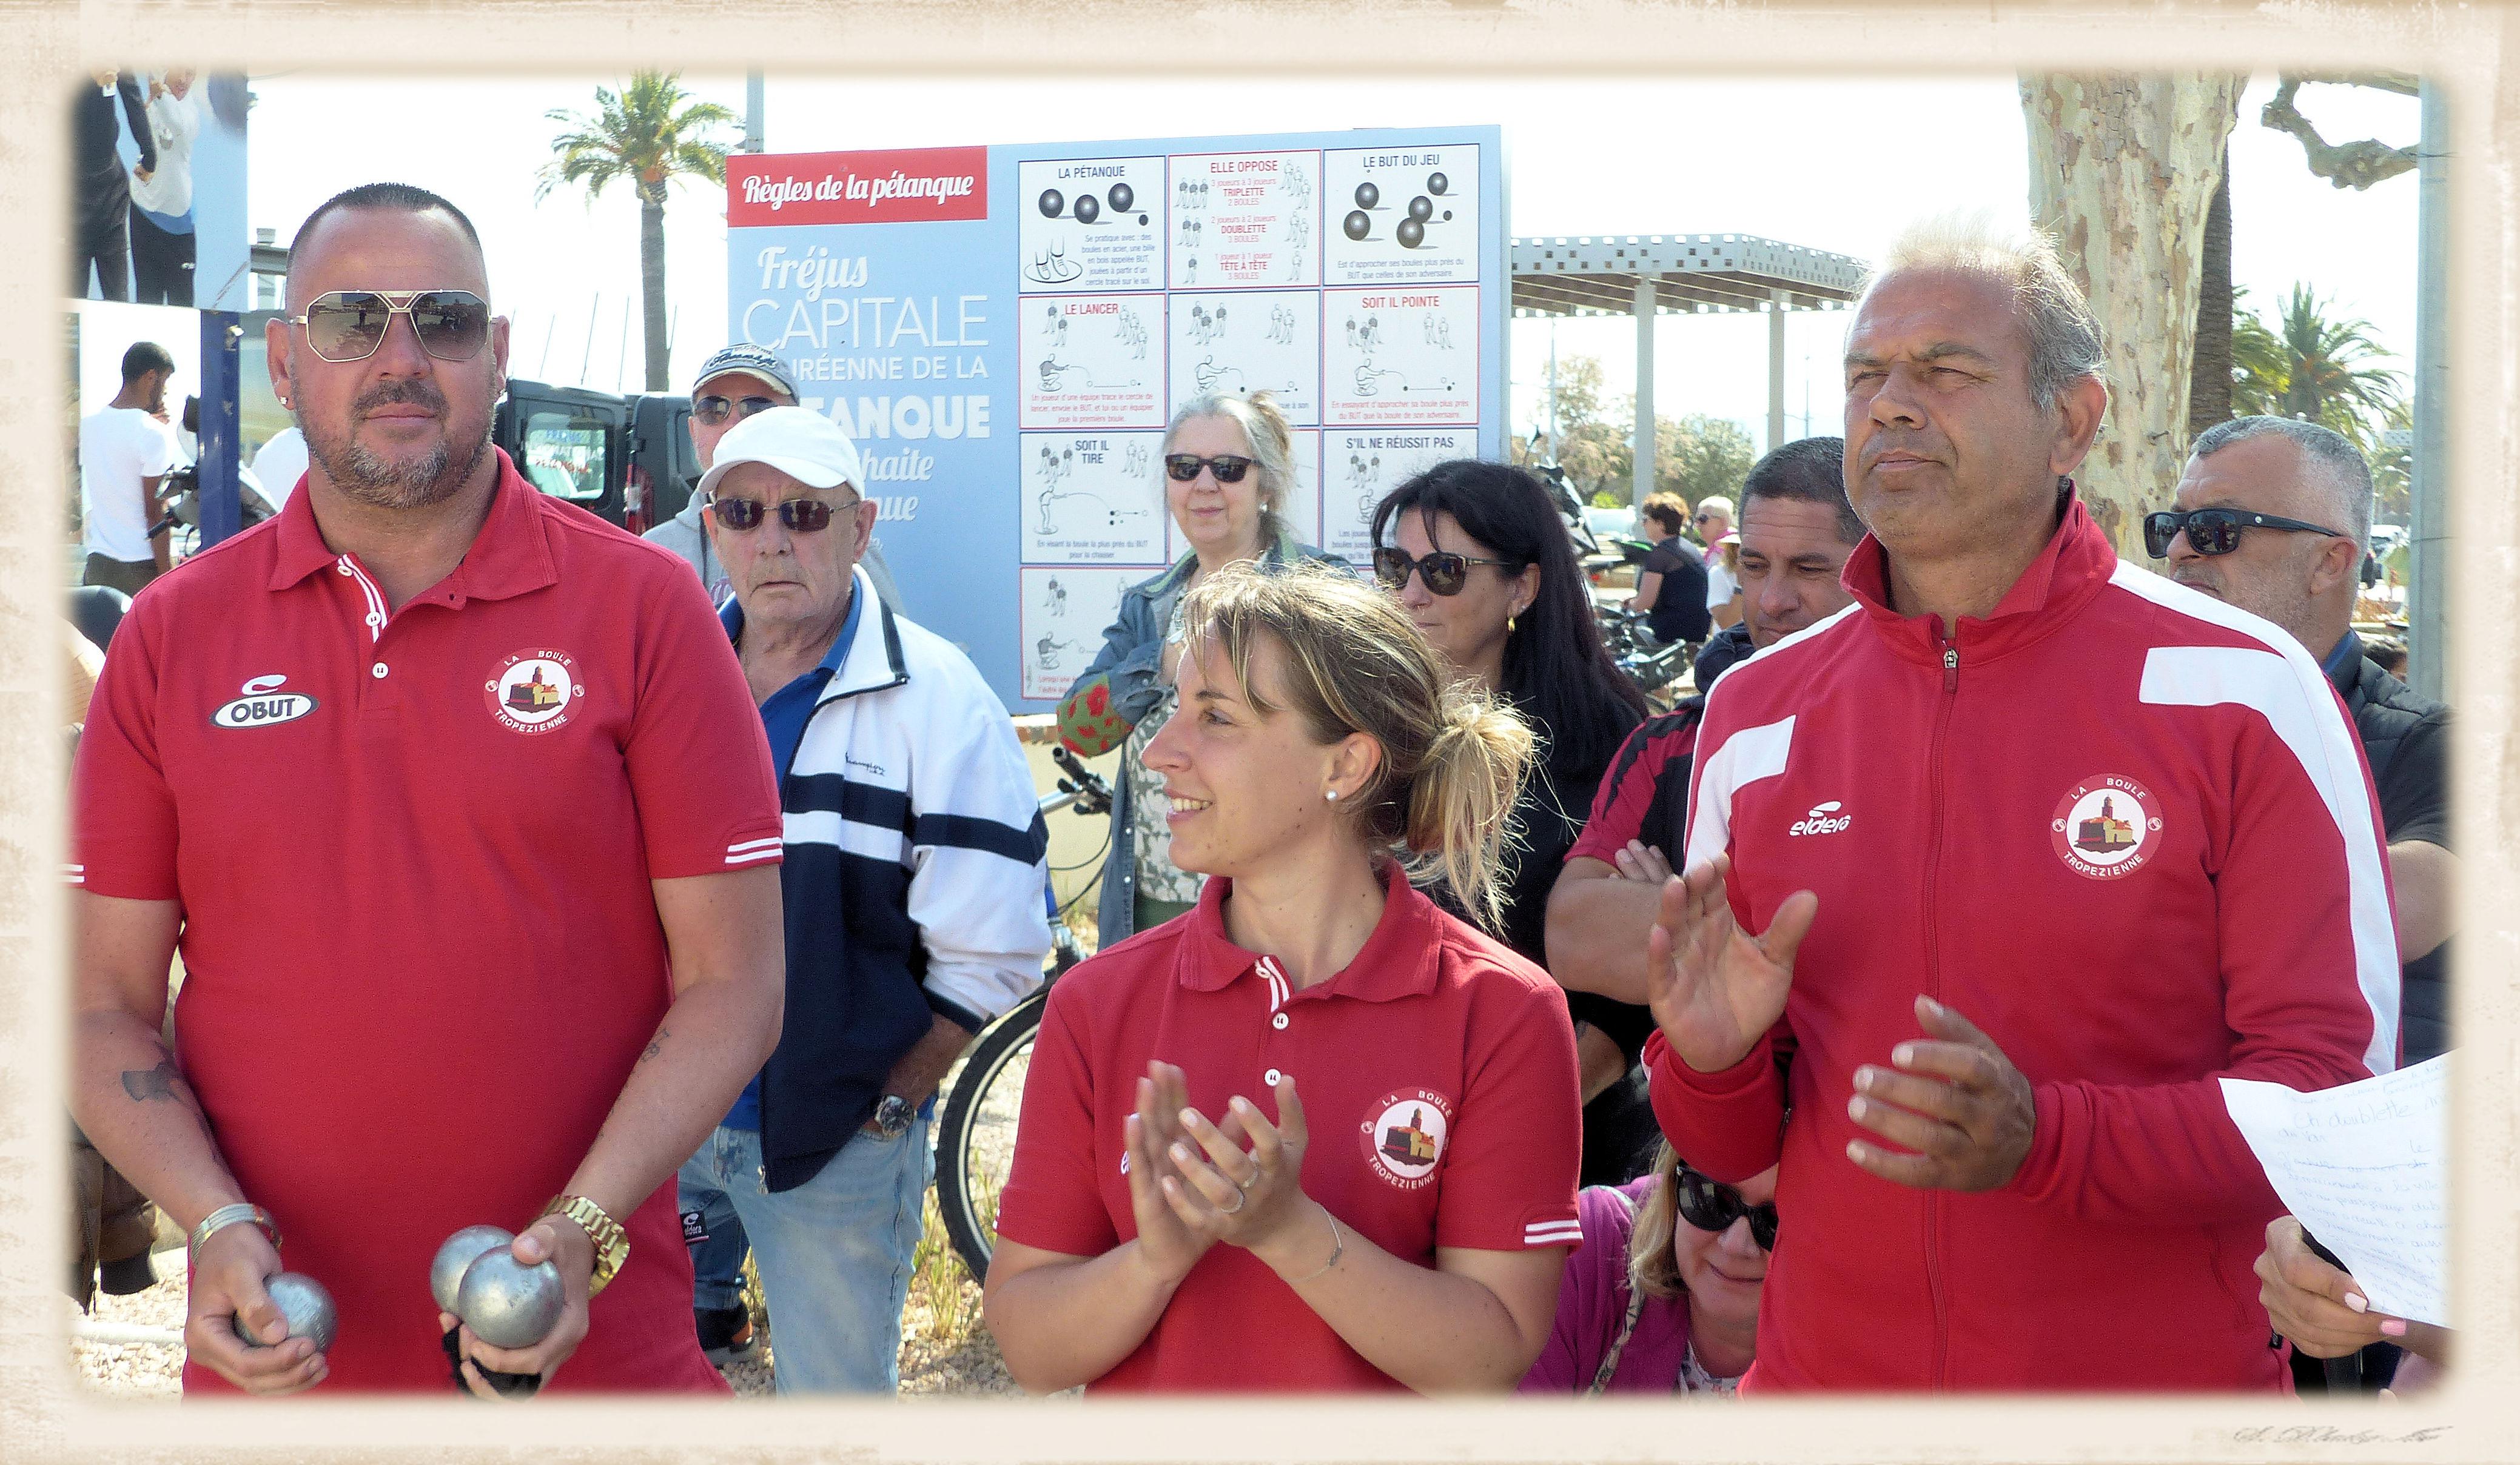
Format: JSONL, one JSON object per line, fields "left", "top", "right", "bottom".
{"left": 80, "top": 406, "right": 180, "bottom": 562}
{"left": 127, "top": 81, "right": 200, "bottom": 218}
{"left": 1705, "top": 557, "right": 1738, "bottom": 612}
{"left": 250, "top": 427, "right": 307, "bottom": 509}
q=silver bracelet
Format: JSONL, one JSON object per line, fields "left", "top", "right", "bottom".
{"left": 1286, "top": 1208, "right": 1343, "bottom": 1284}
{"left": 187, "top": 1202, "right": 281, "bottom": 1272}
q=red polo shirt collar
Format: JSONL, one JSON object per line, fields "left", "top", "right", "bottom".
{"left": 266, "top": 447, "right": 560, "bottom": 605}
{"left": 1172, "top": 867, "right": 1445, "bottom": 1004}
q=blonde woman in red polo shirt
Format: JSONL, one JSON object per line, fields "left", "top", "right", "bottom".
{"left": 984, "top": 561, "right": 1585, "bottom": 1393}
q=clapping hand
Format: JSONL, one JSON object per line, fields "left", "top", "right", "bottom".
{"left": 1641, "top": 853, "right": 1816, "bottom": 1073}
{"left": 1124, "top": 1062, "right": 1218, "bottom": 1285}
{"left": 1844, "top": 996, "right": 2036, "bottom": 1191}
{"left": 1159, "top": 1073, "right": 1311, "bottom": 1254}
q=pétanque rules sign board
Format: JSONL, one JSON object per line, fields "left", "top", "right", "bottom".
{"left": 727, "top": 125, "right": 1507, "bottom": 713}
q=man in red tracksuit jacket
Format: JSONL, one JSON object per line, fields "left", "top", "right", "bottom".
{"left": 1643, "top": 221, "right": 2400, "bottom": 1392}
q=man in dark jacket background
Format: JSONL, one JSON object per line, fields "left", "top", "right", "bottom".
{"left": 2159, "top": 415, "right": 2451, "bottom": 1067}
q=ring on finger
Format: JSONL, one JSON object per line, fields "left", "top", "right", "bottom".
{"left": 1217, "top": 1186, "right": 1248, "bottom": 1216}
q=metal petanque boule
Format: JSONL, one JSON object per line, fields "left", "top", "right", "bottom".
{"left": 431, "top": 1225, "right": 518, "bottom": 1315}
{"left": 454, "top": 1249, "right": 564, "bottom": 1349}
{"left": 232, "top": 1272, "right": 338, "bottom": 1353}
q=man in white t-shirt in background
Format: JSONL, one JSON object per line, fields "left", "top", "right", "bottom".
{"left": 79, "top": 342, "right": 183, "bottom": 594}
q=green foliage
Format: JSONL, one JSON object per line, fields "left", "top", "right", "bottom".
{"left": 539, "top": 73, "right": 739, "bottom": 389}
{"left": 537, "top": 72, "right": 738, "bottom": 208}
{"left": 1514, "top": 354, "right": 1756, "bottom": 506}
{"left": 2229, "top": 284, "right": 2406, "bottom": 460}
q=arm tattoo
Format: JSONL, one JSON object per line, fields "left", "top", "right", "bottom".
{"left": 121, "top": 1059, "right": 182, "bottom": 1102}
{"left": 640, "top": 1025, "right": 671, "bottom": 1064}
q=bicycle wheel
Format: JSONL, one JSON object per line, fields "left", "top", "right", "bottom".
{"left": 935, "top": 986, "right": 1050, "bottom": 1284}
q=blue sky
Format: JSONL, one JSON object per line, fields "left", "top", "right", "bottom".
{"left": 243, "top": 71, "right": 2421, "bottom": 452}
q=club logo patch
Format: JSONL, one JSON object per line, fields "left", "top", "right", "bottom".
{"left": 2051, "top": 774, "right": 2163, "bottom": 880}
{"left": 211, "top": 673, "right": 317, "bottom": 729}
{"left": 1359, "top": 1088, "right": 1454, "bottom": 1190}
{"left": 485, "top": 650, "right": 581, "bottom": 734}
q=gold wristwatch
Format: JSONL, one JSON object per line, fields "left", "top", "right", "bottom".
{"left": 543, "top": 1194, "right": 628, "bottom": 1298}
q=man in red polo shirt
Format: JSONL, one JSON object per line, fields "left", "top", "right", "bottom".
{"left": 70, "top": 183, "right": 787, "bottom": 1396}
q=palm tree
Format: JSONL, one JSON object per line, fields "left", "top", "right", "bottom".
{"left": 538, "top": 74, "right": 739, "bottom": 391}
{"left": 2229, "top": 283, "right": 2405, "bottom": 456}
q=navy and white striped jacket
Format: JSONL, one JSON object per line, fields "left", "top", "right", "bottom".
{"left": 758, "top": 567, "right": 1052, "bottom": 1191}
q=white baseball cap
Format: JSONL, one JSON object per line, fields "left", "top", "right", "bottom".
{"left": 696, "top": 406, "right": 865, "bottom": 500}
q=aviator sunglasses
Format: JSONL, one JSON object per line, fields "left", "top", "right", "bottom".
{"left": 1164, "top": 454, "right": 1254, "bottom": 484}
{"left": 2143, "top": 507, "right": 2347, "bottom": 559}
{"left": 1373, "top": 546, "right": 1519, "bottom": 597}
{"left": 287, "top": 289, "right": 492, "bottom": 363}
{"left": 706, "top": 492, "right": 861, "bottom": 533}
{"left": 693, "top": 393, "right": 782, "bottom": 427}
{"left": 1675, "top": 1164, "right": 1779, "bottom": 1251}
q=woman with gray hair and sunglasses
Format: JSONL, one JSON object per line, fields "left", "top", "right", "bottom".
{"left": 1054, "top": 391, "right": 1344, "bottom": 946}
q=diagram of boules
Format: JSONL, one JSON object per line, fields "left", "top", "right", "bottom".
{"left": 1325, "top": 144, "right": 1479, "bottom": 286}
{"left": 1021, "top": 294, "right": 1165, "bottom": 429}
{"left": 1321, "top": 429, "right": 1478, "bottom": 561}
{"left": 1020, "top": 156, "right": 1164, "bottom": 293}
{"left": 1322, "top": 285, "right": 1479, "bottom": 426}
{"left": 1169, "top": 151, "right": 1322, "bottom": 290}
{"left": 1019, "top": 567, "right": 1137, "bottom": 700}
{"left": 1167, "top": 289, "right": 1319, "bottom": 423}
{"left": 1021, "top": 431, "right": 1167, "bottom": 563}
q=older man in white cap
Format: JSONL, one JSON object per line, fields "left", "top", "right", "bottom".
{"left": 646, "top": 342, "right": 904, "bottom": 611}
{"left": 679, "top": 406, "right": 1050, "bottom": 1392}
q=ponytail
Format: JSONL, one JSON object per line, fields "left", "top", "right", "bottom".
{"left": 1403, "top": 688, "right": 1533, "bottom": 933}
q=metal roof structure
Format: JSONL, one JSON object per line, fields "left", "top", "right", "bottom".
{"left": 1508, "top": 233, "right": 1871, "bottom": 502}
{"left": 1510, "top": 233, "right": 1868, "bottom": 318}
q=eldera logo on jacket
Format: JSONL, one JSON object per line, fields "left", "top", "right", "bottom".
{"left": 485, "top": 651, "right": 581, "bottom": 734}
{"left": 1360, "top": 1088, "right": 1453, "bottom": 1190}
{"left": 2051, "top": 774, "right": 2163, "bottom": 880}
{"left": 212, "top": 674, "right": 317, "bottom": 729}
{"left": 1789, "top": 800, "right": 1851, "bottom": 837}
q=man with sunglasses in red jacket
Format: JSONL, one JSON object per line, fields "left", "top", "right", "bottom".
{"left": 1642, "top": 220, "right": 2399, "bottom": 1392}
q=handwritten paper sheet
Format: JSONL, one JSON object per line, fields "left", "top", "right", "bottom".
{"left": 2219, "top": 1056, "right": 2448, "bottom": 1328}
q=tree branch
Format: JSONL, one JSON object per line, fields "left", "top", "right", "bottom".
{"left": 2260, "top": 76, "right": 2418, "bottom": 190}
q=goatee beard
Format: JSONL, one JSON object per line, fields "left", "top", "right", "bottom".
{"left": 300, "top": 379, "right": 494, "bottom": 511}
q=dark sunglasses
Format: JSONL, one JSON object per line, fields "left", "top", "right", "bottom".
{"left": 1675, "top": 1164, "right": 1779, "bottom": 1251}
{"left": 1372, "top": 546, "right": 1518, "bottom": 597}
{"left": 693, "top": 393, "right": 782, "bottom": 427}
{"left": 706, "top": 493, "right": 859, "bottom": 532}
{"left": 1164, "top": 454, "right": 1253, "bottom": 484}
{"left": 287, "top": 290, "right": 492, "bottom": 363}
{"left": 2143, "top": 508, "right": 2347, "bottom": 559}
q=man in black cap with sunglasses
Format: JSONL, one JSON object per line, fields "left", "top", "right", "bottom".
{"left": 2159, "top": 416, "right": 2451, "bottom": 1067}
{"left": 645, "top": 342, "right": 902, "bottom": 614}
{"left": 72, "top": 183, "right": 787, "bottom": 1396}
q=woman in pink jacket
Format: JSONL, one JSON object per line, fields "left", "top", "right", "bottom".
{"left": 1519, "top": 1142, "right": 1772, "bottom": 1395}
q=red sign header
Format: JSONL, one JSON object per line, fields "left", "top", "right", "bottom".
{"left": 726, "top": 147, "right": 990, "bottom": 227}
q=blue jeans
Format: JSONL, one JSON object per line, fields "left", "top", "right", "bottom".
{"left": 675, "top": 1115, "right": 931, "bottom": 1393}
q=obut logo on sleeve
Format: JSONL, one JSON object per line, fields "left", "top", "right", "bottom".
{"left": 485, "top": 650, "right": 582, "bottom": 734}
{"left": 1359, "top": 1088, "right": 1454, "bottom": 1191}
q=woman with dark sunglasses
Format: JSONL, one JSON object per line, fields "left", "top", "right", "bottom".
{"left": 1055, "top": 391, "right": 1342, "bottom": 946}
{"left": 1368, "top": 462, "right": 1657, "bottom": 1187}
{"left": 1519, "top": 1141, "right": 1774, "bottom": 1395}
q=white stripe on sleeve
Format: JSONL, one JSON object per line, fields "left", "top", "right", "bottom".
{"left": 2113, "top": 562, "right": 2400, "bottom": 1073}
{"left": 1682, "top": 716, "right": 1798, "bottom": 871}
